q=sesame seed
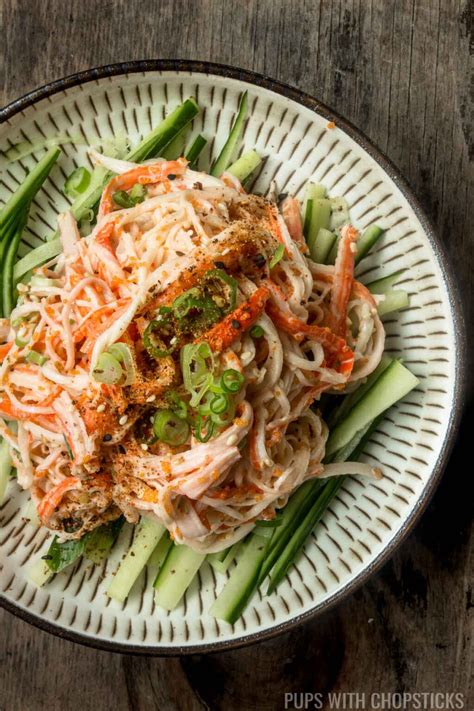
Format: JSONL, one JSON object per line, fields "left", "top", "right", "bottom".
{"left": 146, "top": 395, "right": 156, "bottom": 403}
{"left": 140, "top": 443, "right": 149, "bottom": 451}
{"left": 241, "top": 351, "right": 251, "bottom": 360}
{"left": 97, "top": 403, "right": 106, "bottom": 413}
{"left": 119, "top": 415, "right": 128, "bottom": 426}
{"left": 226, "top": 434, "right": 238, "bottom": 446}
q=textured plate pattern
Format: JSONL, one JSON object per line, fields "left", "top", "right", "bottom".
{"left": 0, "top": 66, "right": 463, "bottom": 653}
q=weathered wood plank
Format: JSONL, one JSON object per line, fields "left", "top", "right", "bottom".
{"left": 0, "top": 1, "right": 472, "bottom": 709}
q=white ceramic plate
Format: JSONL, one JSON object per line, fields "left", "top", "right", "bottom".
{"left": 0, "top": 61, "right": 464, "bottom": 654}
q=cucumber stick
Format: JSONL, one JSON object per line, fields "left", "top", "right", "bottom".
{"left": 227, "top": 150, "right": 261, "bottom": 182}
{"left": 355, "top": 225, "right": 384, "bottom": 264}
{"left": 14, "top": 238, "right": 62, "bottom": 281}
{"left": 153, "top": 544, "right": 206, "bottom": 610}
{"left": 185, "top": 134, "right": 207, "bottom": 168}
{"left": 304, "top": 198, "right": 331, "bottom": 258}
{"left": 0, "top": 148, "right": 61, "bottom": 232}
{"left": 267, "top": 479, "right": 341, "bottom": 593}
{"left": 377, "top": 290, "right": 409, "bottom": 316}
{"left": 0, "top": 437, "right": 12, "bottom": 504}
{"left": 325, "top": 360, "right": 419, "bottom": 457}
{"left": 326, "top": 355, "right": 393, "bottom": 429}
{"left": 147, "top": 532, "right": 173, "bottom": 570}
{"left": 367, "top": 269, "right": 405, "bottom": 295}
{"left": 327, "top": 224, "right": 385, "bottom": 265}
{"left": 208, "top": 541, "right": 242, "bottom": 574}
{"left": 257, "top": 480, "right": 322, "bottom": 583}
{"left": 210, "top": 533, "right": 268, "bottom": 624}
{"left": 329, "top": 197, "right": 350, "bottom": 231}
{"left": 211, "top": 92, "right": 248, "bottom": 177}
{"left": 29, "top": 558, "right": 54, "bottom": 587}
{"left": 303, "top": 182, "right": 326, "bottom": 214}
{"left": 107, "top": 517, "right": 165, "bottom": 602}
{"left": 312, "top": 228, "right": 337, "bottom": 264}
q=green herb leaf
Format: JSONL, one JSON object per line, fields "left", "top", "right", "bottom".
{"left": 269, "top": 244, "right": 285, "bottom": 269}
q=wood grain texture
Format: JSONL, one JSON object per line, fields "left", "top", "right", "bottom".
{"left": 0, "top": 1, "right": 472, "bottom": 710}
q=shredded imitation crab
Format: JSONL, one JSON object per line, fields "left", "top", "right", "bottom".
{"left": 0, "top": 158, "right": 384, "bottom": 552}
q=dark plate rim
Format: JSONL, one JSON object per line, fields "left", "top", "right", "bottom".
{"left": 0, "top": 59, "right": 467, "bottom": 657}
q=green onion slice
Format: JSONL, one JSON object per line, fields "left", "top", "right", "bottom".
{"left": 64, "top": 167, "right": 91, "bottom": 198}
{"left": 269, "top": 244, "right": 285, "bottom": 269}
{"left": 166, "top": 391, "right": 188, "bottom": 420}
{"left": 194, "top": 414, "right": 215, "bottom": 443}
{"left": 108, "top": 343, "right": 136, "bottom": 386}
{"left": 112, "top": 190, "right": 135, "bottom": 209}
{"left": 172, "top": 287, "right": 205, "bottom": 320}
{"left": 153, "top": 409, "right": 190, "bottom": 446}
{"left": 143, "top": 317, "right": 177, "bottom": 359}
{"left": 25, "top": 350, "right": 48, "bottom": 366}
{"left": 221, "top": 369, "right": 245, "bottom": 393}
{"left": 129, "top": 183, "right": 147, "bottom": 204}
{"left": 250, "top": 325, "right": 264, "bottom": 338}
{"left": 202, "top": 269, "right": 237, "bottom": 314}
{"left": 92, "top": 352, "right": 123, "bottom": 385}
{"left": 210, "top": 392, "right": 230, "bottom": 415}
{"left": 180, "top": 342, "right": 215, "bottom": 407}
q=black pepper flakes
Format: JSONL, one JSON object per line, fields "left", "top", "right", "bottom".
{"left": 214, "top": 261, "right": 225, "bottom": 269}
{"left": 254, "top": 253, "right": 266, "bottom": 268}
{"left": 231, "top": 319, "right": 241, "bottom": 329}
{"left": 167, "top": 173, "right": 176, "bottom": 180}
{"left": 103, "top": 434, "right": 112, "bottom": 442}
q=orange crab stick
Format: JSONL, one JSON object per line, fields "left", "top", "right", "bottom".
{"left": 328, "top": 224, "right": 358, "bottom": 337}
{"left": 266, "top": 301, "right": 354, "bottom": 378}
{"left": 37, "top": 476, "right": 80, "bottom": 522}
{"left": 99, "top": 158, "right": 188, "bottom": 215}
{"left": 199, "top": 286, "right": 270, "bottom": 353}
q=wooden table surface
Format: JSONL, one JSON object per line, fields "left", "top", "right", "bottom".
{"left": 1, "top": 1, "right": 472, "bottom": 709}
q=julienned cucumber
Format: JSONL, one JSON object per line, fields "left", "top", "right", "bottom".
{"left": 227, "top": 150, "right": 262, "bottom": 182}
{"left": 208, "top": 541, "right": 242, "bottom": 574}
{"left": 0, "top": 147, "right": 61, "bottom": 232}
{"left": 312, "top": 227, "right": 337, "bottom": 264}
{"left": 355, "top": 225, "right": 385, "bottom": 264}
{"left": 153, "top": 544, "right": 206, "bottom": 610}
{"left": 303, "top": 183, "right": 326, "bottom": 213}
{"left": 367, "top": 269, "right": 405, "bottom": 295}
{"left": 304, "top": 198, "right": 331, "bottom": 258}
{"left": 0, "top": 437, "right": 12, "bottom": 504}
{"left": 325, "top": 360, "right": 419, "bottom": 457}
{"left": 107, "top": 517, "right": 165, "bottom": 602}
{"left": 267, "top": 478, "right": 341, "bottom": 593}
{"left": 210, "top": 533, "right": 269, "bottom": 624}
{"left": 185, "top": 134, "right": 207, "bottom": 168}
{"left": 14, "top": 238, "right": 62, "bottom": 281}
{"left": 329, "top": 197, "right": 350, "bottom": 231}
{"left": 257, "top": 480, "right": 322, "bottom": 584}
{"left": 327, "top": 223, "right": 385, "bottom": 266}
{"left": 147, "top": 531, "right": 173, "bottom": 570}
{"left": 83, "top": 517, "right": 125, "bottom": 564}
{"left": 377, "top": 290, "right": 409, "bottom": 316}
{"left": 326, "top": 355, "right": 393, "bottom": 429}
{"left": 28, "top": 558, "right": 54, "bottom": 587}
{"left": 211, "top": 92, "right": 248, "bottom": 177}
